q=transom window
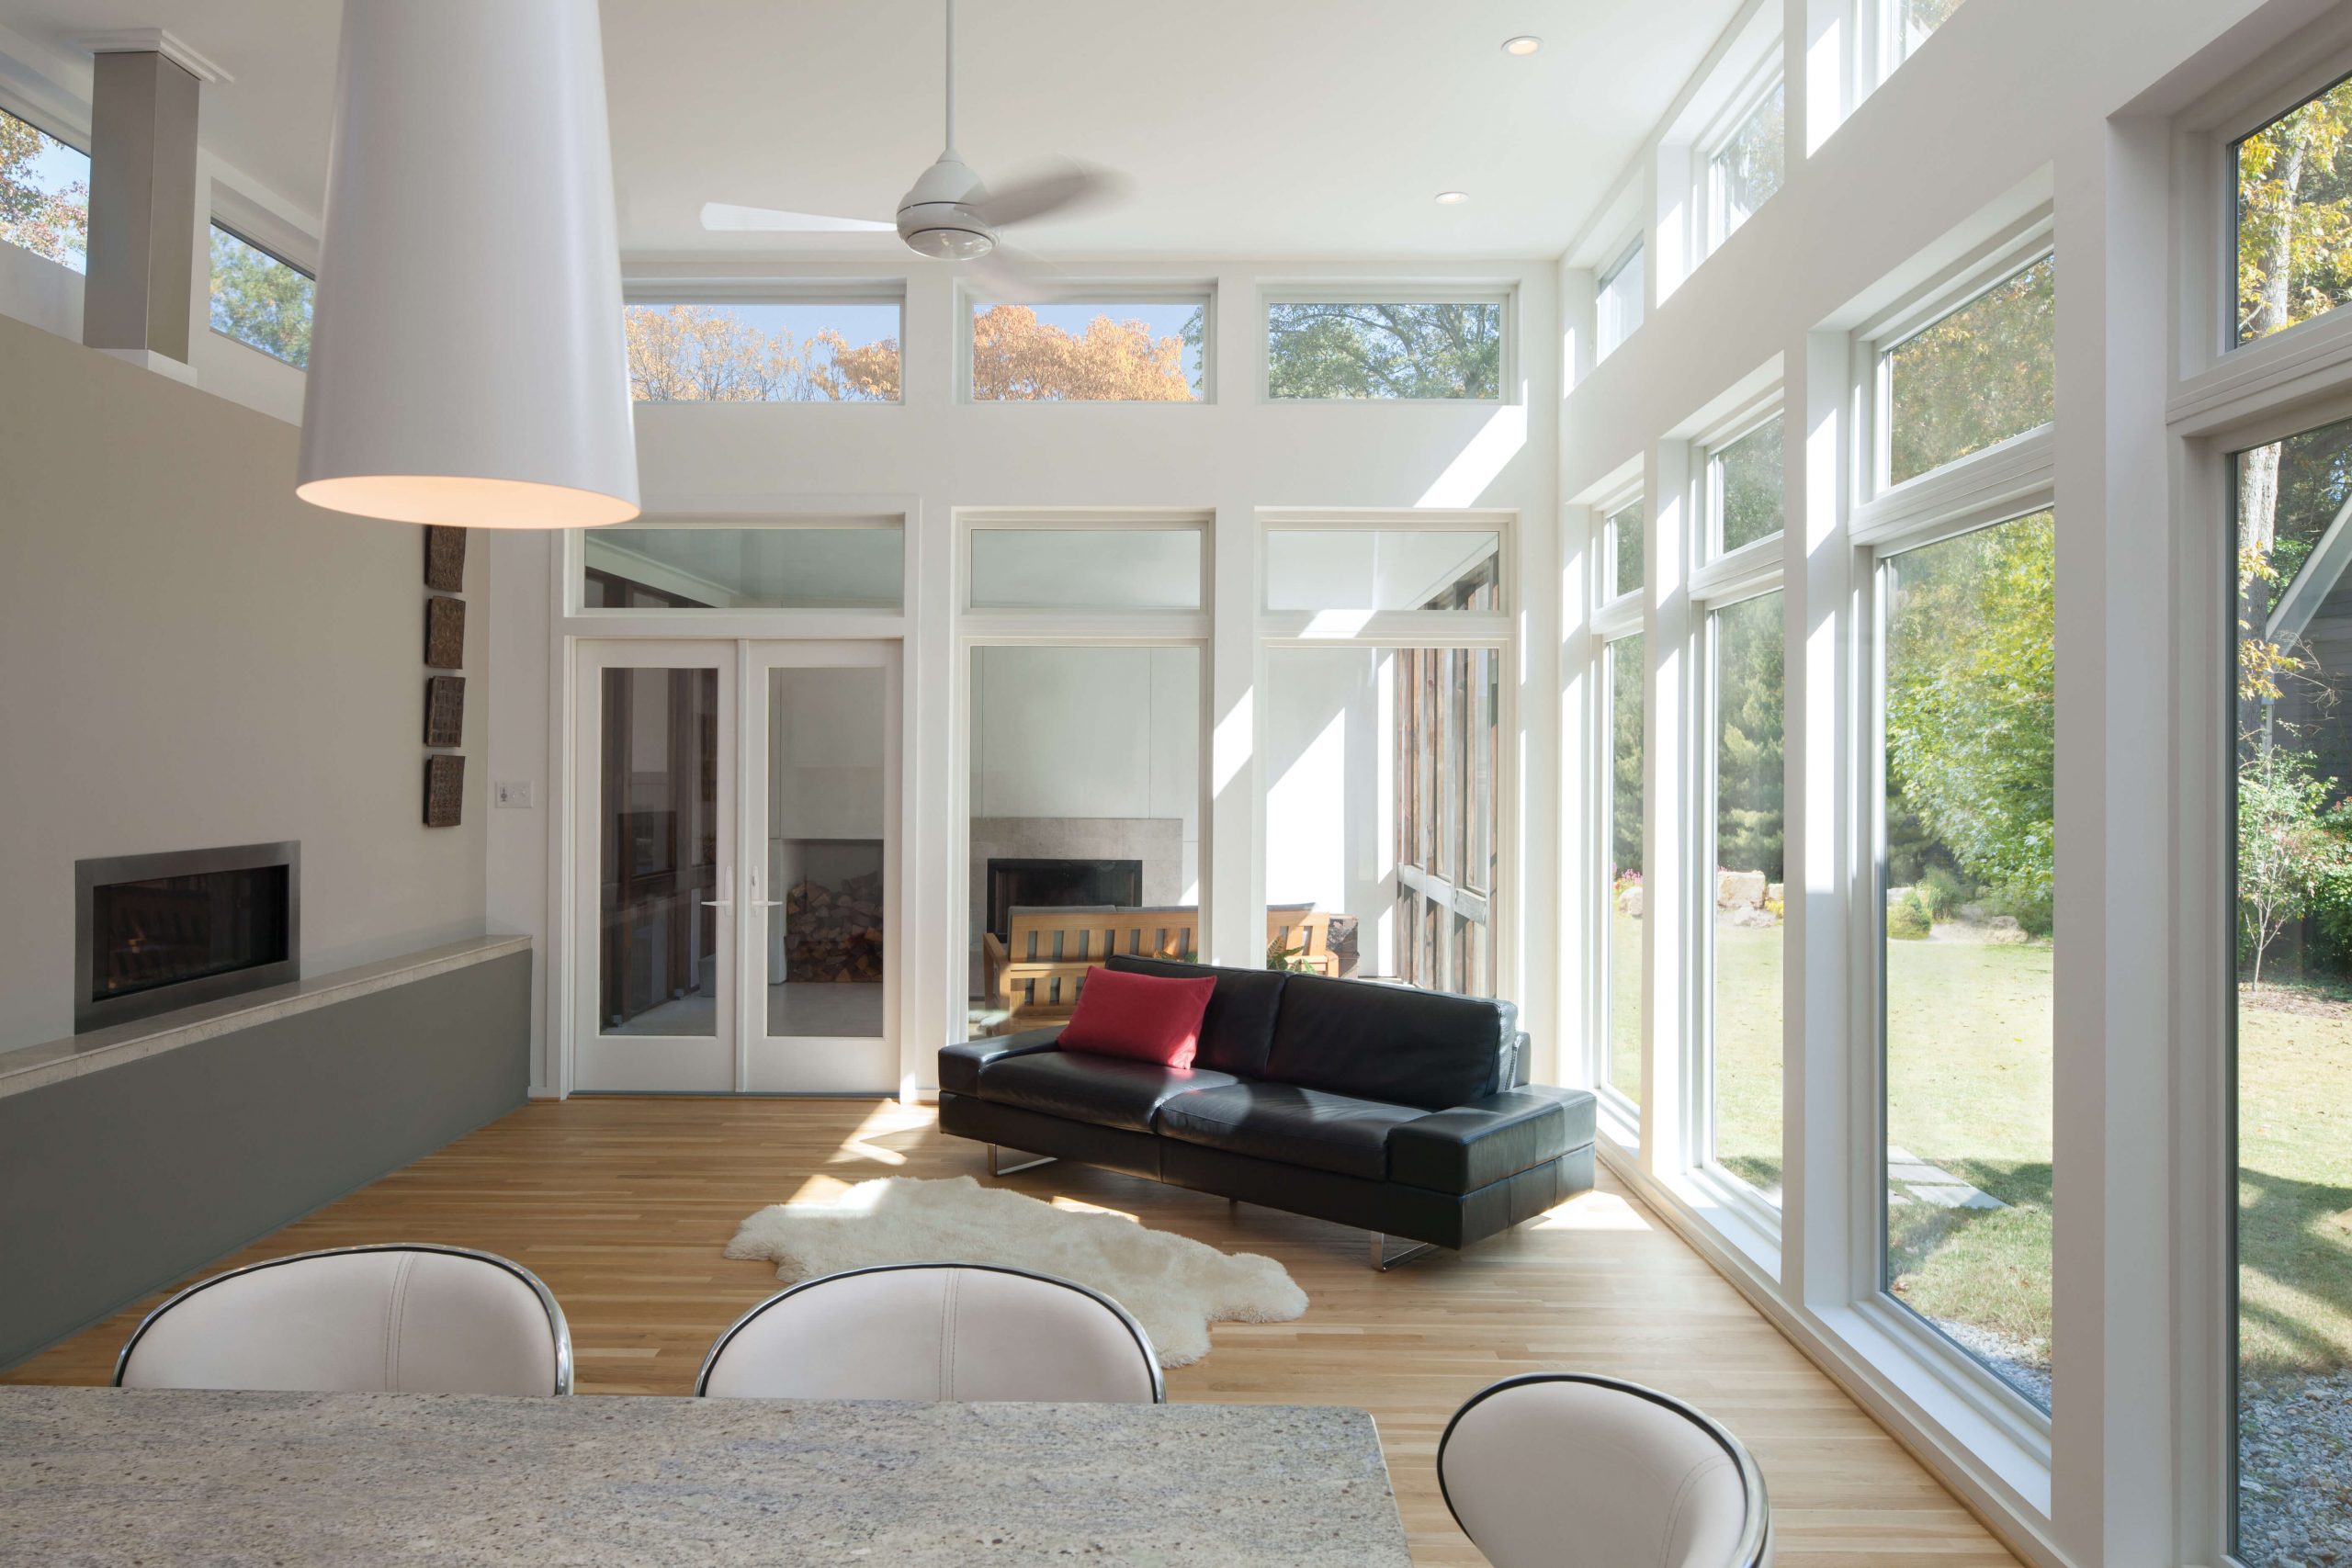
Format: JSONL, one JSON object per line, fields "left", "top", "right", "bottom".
{"left": 2234, "top": 70, "right": 2352, "bottom": 348}
{"left": 1597, "top": 242, "right": 1645, "bottom": 362}
{"left": 0, "top": 107, "right": 87, "bottom": 272}
{"left": 208, "top": 224, "right": 314, "bottom": 367}
{"left": 623, "top": 296, "right": 901, "bottom": 402}
{"left": 578, "top": 524, "right": 904, "bottom": 611}
{"left": 1265, "top": 294, "right": 1508, "bottom": 400}
{"left": 1707, "top": 414, "right": 1787, "bottom": 558}
{"left": 1885, "top": 0, "right": 1968, "bottom": 72}
{"left": 968, "top": 293, "right": 1208, "bottom": 401}
{"left": 1881, "top": 253, "right": 2056, "bottom": 488}
{"left": 1709, "top": 77, "right": 1786, "bottom": 250}
{"left": 1605, "top": 498, "right": 1645, "bottom": 602}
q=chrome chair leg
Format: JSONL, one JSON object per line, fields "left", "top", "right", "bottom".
{"left": 987, "top": 1143, "right": 1056, "bottom": 1177}
{"left": 1370, "top": 1233, "right": 1440, "bottom": 1271}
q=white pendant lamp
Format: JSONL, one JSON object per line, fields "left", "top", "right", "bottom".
{"left": 296, "top": 0, "right": 639, "bottom": 528}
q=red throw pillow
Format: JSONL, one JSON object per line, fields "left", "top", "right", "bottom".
{"left": 1057, "top": 966, "right": 1218, "bottom": 1068}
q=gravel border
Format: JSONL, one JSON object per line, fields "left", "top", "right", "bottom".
{"left": 2239, "top": 1370, "right": 2352, "bottom": 1566}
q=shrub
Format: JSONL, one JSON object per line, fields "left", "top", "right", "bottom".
{"left": 1887, "top": 889, "right": 1933, "bottom": 941}
{"left": 1918, "top": 864, "right": 1966, "bottom": 922}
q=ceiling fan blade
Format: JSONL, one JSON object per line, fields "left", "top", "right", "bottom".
{"left": 973, "top": 159, "right": 1127, "bottom": 229}
{"left": 966, "top": 243, "right": 1068, "bottom": 306}
{"left": 698, "top": 202, "right": 895, "bottom": 233}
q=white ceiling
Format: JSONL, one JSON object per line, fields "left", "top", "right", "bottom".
{"left": 0, "top": 0, "right": 1736, "bottom": 258}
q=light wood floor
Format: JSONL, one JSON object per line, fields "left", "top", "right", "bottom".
{"left": 4, "top": 1097, "right": 2022, "bottom": 1566}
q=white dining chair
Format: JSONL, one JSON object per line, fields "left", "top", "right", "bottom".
{"left": 1438, "top": 1372, "right": 1771, "bottom": 1568}
{"left": 115, "top": 1243, "right": 571, "bottom": 1397}
{"left": 695, "top": 1261, "right": 1164, "bottom": 1403}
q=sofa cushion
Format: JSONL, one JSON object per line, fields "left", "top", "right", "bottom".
{"left": 1153, "top": 1082, "right": 1430, "bottom": 1181}
{"left": 1262, "top": 974, "right": 1518, "bottom": 1111}
{"left": 1059, "top": 965, "right": 1217, "bottom": 1067}
{"left": 938, "top": 1027, "right": 1065, "bottom": 1098}
{"left": 1385, "top": 1086, "right": 1597, "bottom": 1195}
{"left": 1103, "top": 955, "right": 1288, "bottom": 1077}
{"left": 976, "top": 1051, "right": 1238, "bottom": 1134}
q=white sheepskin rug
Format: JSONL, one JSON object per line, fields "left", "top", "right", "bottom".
{"left": 723, "top": 1175, "right": 1306, "bottom": 1368}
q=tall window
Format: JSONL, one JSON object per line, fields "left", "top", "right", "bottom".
{"left": 2231, "top": 414, "right": 2352, "bottom": 1564}
{"left": 1710, "top": 78, "right": 1786, "bottom": 248}
{"left": 208, "top": 225, "right": 314, "bottom": 367}
{"left": 1880, "top": 512, "right": 2055, "bottom": 1410}
{"left": 970, "top": 296, "right": 1207, "bottom": 401}
{"left": 1885, "top": 0, "right": 1968, "bottom": 70}
{"left": 1265, "top": 297, "right": 1506, "bottom": 400}
{"left": 1709, "top": 589, "right": 1785, "bottom": 1199}
{"left": 1606, "top": 632, "right": 1645, "bottom": 1108}
{"left": 0, "top": 107, "right": 87, "bottom": 271}
{"left": 1709, "top": 414, "right": 1786, "bottom": 556}
{"left": 968, "top": 645, "right": 1202, "bottom": 1036}
{"left": 1883, "top": 254, "right": 2055, "bottom": 486}
{"left": 1597, "top": 242, "right": 1645, "bottom": 362}
{"left": 624, "top": 299, "right": 901, "bottom": 402}
{"left": 2235, "top": 71, "right": 2352, "bottom": 348}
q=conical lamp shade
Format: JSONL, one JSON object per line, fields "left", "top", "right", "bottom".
{"left": 296, "top": 0, "right": 639, "bottom": 528}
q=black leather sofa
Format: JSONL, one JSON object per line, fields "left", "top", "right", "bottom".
{"left": 938, "top": 955, "right": 1596, "bottom": 1264}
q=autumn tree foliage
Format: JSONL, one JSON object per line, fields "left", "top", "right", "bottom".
{"left": 624, "top": 304, "right": 899, "bottom": 402}
{"left": 0, "top": 111, "right": 86, "bottom": 267}
{"left": 969, "top": 305, "right": 1194, "bottom": 400}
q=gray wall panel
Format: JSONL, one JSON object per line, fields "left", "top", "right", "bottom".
{"left": 0, "top": 951, "right": 529, "bottom": 1368}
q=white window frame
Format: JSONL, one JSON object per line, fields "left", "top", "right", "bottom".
{"left": 1259, "top": 286, "right": 1519, "bottom": 405}
{"left": 1256, "top": 510, "right": 1519, "bottom": 1006}
{"left": 617, "top": 280, "right": 910, "bottom": 406}
{"left": 1688, "top": 568, "right": 1789, "bottom": 1238}
{"left": 1595, "top": 237, "right": 1645, "bottom": 364}
{"left": 2166, "top": 22, "right": 2352, "bottom": 1560}
{"left": 1588, "top": 478, "right": 1648, "bottom": 1137}
{"left": 1854, "top": 215, "right": 2055, "bottom": 508}
{"left": 953, "top": 508, "right": 1217, "bottom": 1017}
{"left": 960, "top": 509, "right": 1213, "bottom": 623}
{"left": 1696, "top": 394, "right": 1788, "bottom": 574}
{"left": 1831, "top": 230, "right": 2067, "bottom": 1466}
{"left": 956, "top": 282, "right": 1216, "bottom": 405}
{"left": 1701, "top": 56, "right": 1788, "bottom": 257}
{"left": 1595, "top": 482, "right": 1647, "bottom": 628}
{"left": 562, "top": 513, "right": 912, "bottom": 631}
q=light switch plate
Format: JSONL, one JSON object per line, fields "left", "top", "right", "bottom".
{"left": 493, "top": 780, "right": 534, "bottom": 809}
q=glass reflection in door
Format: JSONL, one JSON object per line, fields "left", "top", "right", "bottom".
{"left": 754, "top": 659, "right": 892, "bottom": 1088}
{"left": 598, "top": 667, "right": 722, "bottom": 1036}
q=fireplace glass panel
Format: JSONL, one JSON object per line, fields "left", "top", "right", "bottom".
{"left": 91, "top": 866, "right": 289, "bottom": 1004}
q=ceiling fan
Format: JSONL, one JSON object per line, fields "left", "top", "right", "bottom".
{"left": 700, "top": 0, "right": 1123, "bottom": 298}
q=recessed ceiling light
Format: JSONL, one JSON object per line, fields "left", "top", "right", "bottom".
{"left": 1435, "top": 190, "right": 1470, "bottom": 205}
{"left": 1502, "top": 35, "right": 1542, "bottom": 55}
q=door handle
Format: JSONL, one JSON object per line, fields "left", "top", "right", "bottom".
{"left": 702, "top": 866, "right": 734, "bottom": 911}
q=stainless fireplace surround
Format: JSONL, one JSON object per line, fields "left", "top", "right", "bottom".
{"left": 74, "top": 841, "right": 300, "bottom": 1032}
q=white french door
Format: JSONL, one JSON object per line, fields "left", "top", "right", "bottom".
{"left": 572, "top": 639, "right": 899, "bottom": 1094}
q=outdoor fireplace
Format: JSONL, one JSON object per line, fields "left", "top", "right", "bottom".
{"left": 74, "top": 842, "right": 300, "bottom": 1032}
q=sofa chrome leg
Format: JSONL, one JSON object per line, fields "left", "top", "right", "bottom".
{"left": 1370, "top": 1233, "right": 1439, "bottom": 1271}
{"left": 987, "top": 1143, "right": 1056, "bottom": 1177}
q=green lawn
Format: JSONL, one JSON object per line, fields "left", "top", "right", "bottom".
{"left": 2238, "top": 991, "right": 2352, "bottom": 1376}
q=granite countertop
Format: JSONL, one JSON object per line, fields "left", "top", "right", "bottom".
{"left": 0, "top": 1386, "right": 1412, "bottom": 1566}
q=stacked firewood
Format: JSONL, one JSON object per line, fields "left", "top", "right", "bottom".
{"left": 784, "top": 872, "right": 885, "bottom": 982}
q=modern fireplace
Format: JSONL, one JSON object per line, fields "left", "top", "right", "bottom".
{"left": 74, "top": 841, "right": 300, "bottom": 1032}
{"left": 985, "top": 858, "right": 1143, "bottom": 943}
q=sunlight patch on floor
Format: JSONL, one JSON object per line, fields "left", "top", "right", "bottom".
{"left": 831, "top": 1100, "right": 933, "bottom": 1167}
{"left": 1049, "top": 1195, "right": 1138, "bottom": 1222}
{"left": 1531, "top": 1190, "right": 1653, "bottom": 1232}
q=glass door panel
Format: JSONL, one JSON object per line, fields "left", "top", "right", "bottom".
{"left": 745, "top": 644, "right": 898, "bottom": 1093}
{"left": 574, "top": 645, "right": 734, "bottom": 1091}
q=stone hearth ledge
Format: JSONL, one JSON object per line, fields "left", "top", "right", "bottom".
{"left": 0, "top": 1387, "right": 1412, "bottom": 1566}
{"left": 0, "top": 933, "right": 532, "bottom": 1100}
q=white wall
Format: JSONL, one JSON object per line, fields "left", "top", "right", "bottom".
{"left": 0, "top": 311, "right": 491, "bottom": 1055}
{"left": 483, "top": 256, "right": 1561, "bottom": 1093}
{"left": 1263, "top": 644, "right": 1388, "bottom": 950}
